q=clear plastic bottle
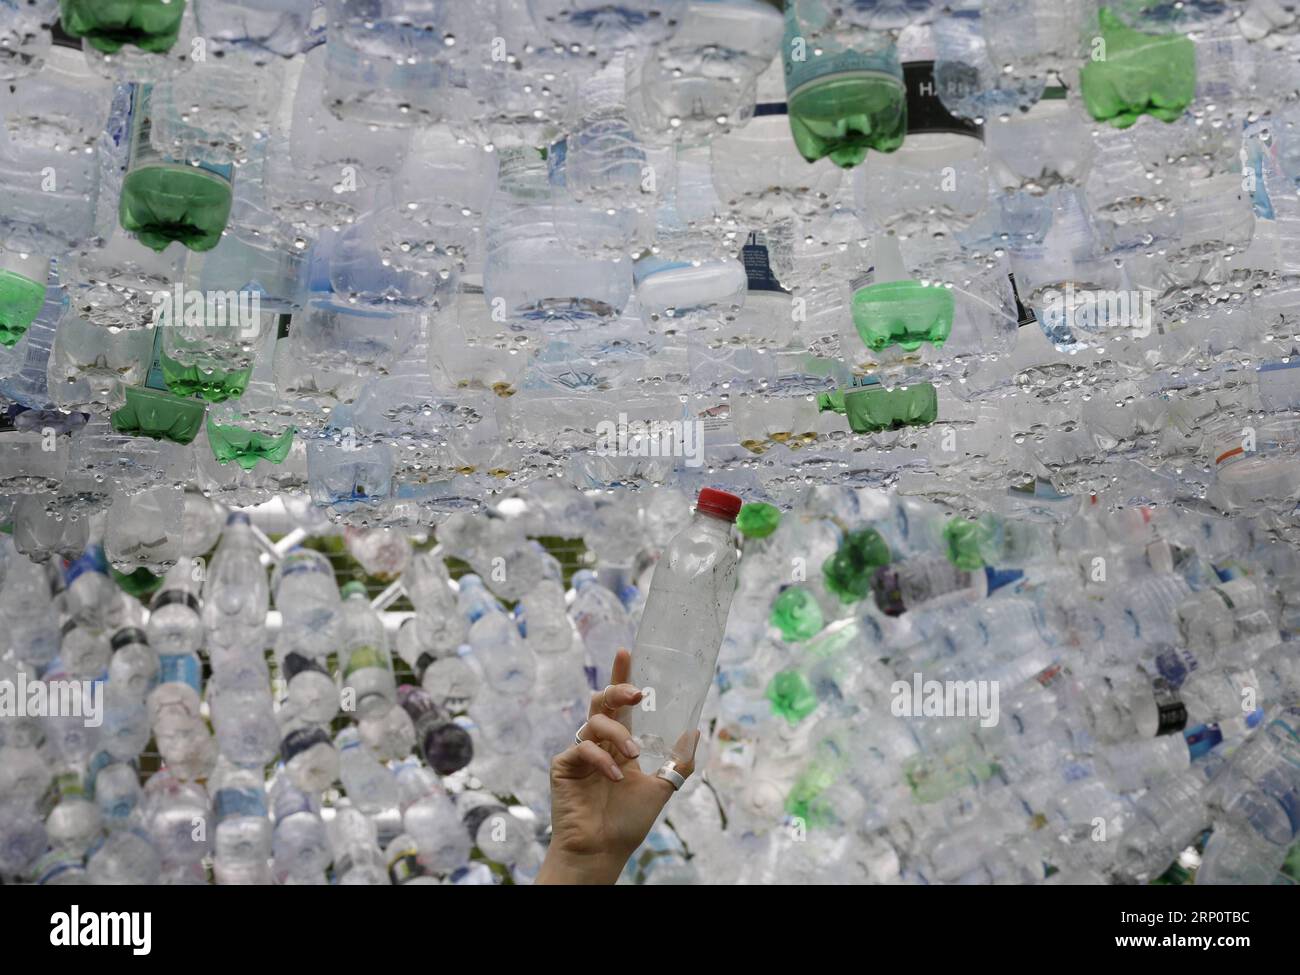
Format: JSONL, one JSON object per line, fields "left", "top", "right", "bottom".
{"left": 629, "top": 488, "right": 741, "bottom": 772}
{"left": 339, "top": 581, "right": 397, "bottom": 719}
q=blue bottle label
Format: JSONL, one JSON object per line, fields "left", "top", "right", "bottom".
{"left": 65, "top": 545, "right": 108, "bottom": 585}
{"left": 214, "top": 786, "right": 268, "bottom": 821}
{"left": 158, "top": 653, "right": 202, "bottom": 694}
{"left": 1184, "top": 722, "right": 1224, "bottom": 760}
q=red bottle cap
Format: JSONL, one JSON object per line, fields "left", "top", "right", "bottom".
{"left": 696, "top": 488, "right": 743, "bottom": 522}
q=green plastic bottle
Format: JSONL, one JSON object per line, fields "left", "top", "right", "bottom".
{"left": 59, "top": 0, "right": 187, "bottom": 54}
{"left": 851, "top": 234, "right": 953, "bottom": 352}
{"left": 159, "top": 352, "right": 252, "bottom": 403}
{"left": 206, "top": 415, "right": 296, "bottom": 471}
{"left": 1080, "top": 7, "right": 1195, "bottom": 128}
{"left": 902, "top": 741, "right": 998, "bottom": 804}
{"left": 819, "top": 376, "right": 937, "bottom": 434}
{"left": 784, "top": 728, "right": 852, "bottom": 828}
{"left": 0, "top": 254, "right": 48, "bottom": 347}
{"left": 822, "top": 526, "right": 891, "bottom": 603}
{"left": 770, "top": 586, "right": 824, "bottom": 642}
{"left": 119, "top": 84, "right": 234, "bottom": 253}
{"left": 110, "top": 328, "right": 206, "bottom": 444}
{"left": 111, "top": 566, "right": 165, "bottom": 599}
{"left": 782, "top": 1, "right": 906, "bottom": 168}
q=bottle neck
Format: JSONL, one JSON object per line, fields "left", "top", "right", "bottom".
{"left": 695, "top": 510, "right": 735, "bottom": 533}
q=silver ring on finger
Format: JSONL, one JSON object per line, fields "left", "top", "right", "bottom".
{"left": 574, "top": 722, "right": 591, "bottom": 747}
{"left": 655, "top": 761, "right": 689, "bottom": 792}
{"left": 600, "top": 686, "right": 618, "bottom": 714}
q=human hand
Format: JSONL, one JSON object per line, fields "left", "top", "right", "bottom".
{"left": 535, "top": 649, "right": 699, "bottom": 885}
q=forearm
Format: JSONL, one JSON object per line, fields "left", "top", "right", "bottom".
{"left": 534, "top": 849, "right": 626, "bottom": 885}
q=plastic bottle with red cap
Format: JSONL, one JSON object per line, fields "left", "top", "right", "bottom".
{"left": 628, "top": 487, "right": 742, "bottom": 774}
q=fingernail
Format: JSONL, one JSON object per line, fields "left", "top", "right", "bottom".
{"left": 609, "top": 764, "right": 625, "bottom": 781}
{"left": 622, "top": 739, "right": 640, "bottom": 759}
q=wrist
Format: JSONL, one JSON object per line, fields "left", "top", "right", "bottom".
{"left": 535, "top": 848, "right": 626, "bottom": 885}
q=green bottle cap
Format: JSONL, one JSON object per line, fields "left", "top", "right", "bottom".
{"left": 770, "top": 586, "right": 824, "bottom": 642}
{"left": 766, "top": 669, "right": 819, "bottom": 725}
{"left": 341, "top": 581, "right": 368, "bottom": 600}
{"left": 736, "top": 502, "right": 781, "bottom": 539}
{"left": 822, "top": 527, "right": 892, "bottom": 603}
{"left": 943, "top": 518, "right": 987, "bottom": 571}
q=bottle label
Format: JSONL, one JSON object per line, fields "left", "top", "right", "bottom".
{"left": 150, "top": 588, "right": 201, "bottom": 614}
{"left": 283, "top": 651, "right": 329, "bottom": 681}
{"left": 64, "top": 545, "right": 108, "bottom": 585}
{"left": 1183, "top": 722, "right": 1224, "bottom": 760}
{"left": 742, "top": 232, "right": 789, "bottom": 294}
{"left": 281, "top": 726, "right": 331, "bottom": 764}
{"left": 272, "top": 788, "right": 317, "bottom": 822}
{"left": 34, "top": 848, "right": 84, "bottom": 885}
{"left": 632, "top": 255, "right": 695, "bottom": 287}
{"left": 782, "top": 3, "right": 903, "bottom": 100}
{"left": 1154, "top": 646, "right": 1199, "bottom": 687}
{"left": 279, "top": 550, "right": 330, "bottom": 578}
{"left": 214, "top": 786, "right": 267, "bottom": 822}
{"left": 157, "top": 653, "right": 201, "bottom": 694}
{"left": 1152, "top": 678, "right": 1188, "bottom": 736}
{"left": 344, "top": 645, "right": 390, "bottom": 678}
{"left": 903, "top": 61, "right": 982, "bottom": 139}
{"left": 984, "top": 566, "right": 1024, "bottom": 595}
{"left": 389, "top": 852, "right": 424, "bottom": 884}
{"left": 110, "top": 627, "right": 149, "bottom": 652}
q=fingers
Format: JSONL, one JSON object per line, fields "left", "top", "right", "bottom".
{"left": 610, "top": 647, "right": 632, "bottom": 686}
{"left": 588, "top": 682, "right": 642, "bottom": 719}
{"left": 667, "top": 729, "right": 701, "bottom": 777}
{"left": 553, "top": 740, "right": 625, "bottom": 783}
{"left": 645, "top": 729, "right": 703, "bottom": 802}
{"left": 578, "top": 713, "right": 641, "bottom": 762}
